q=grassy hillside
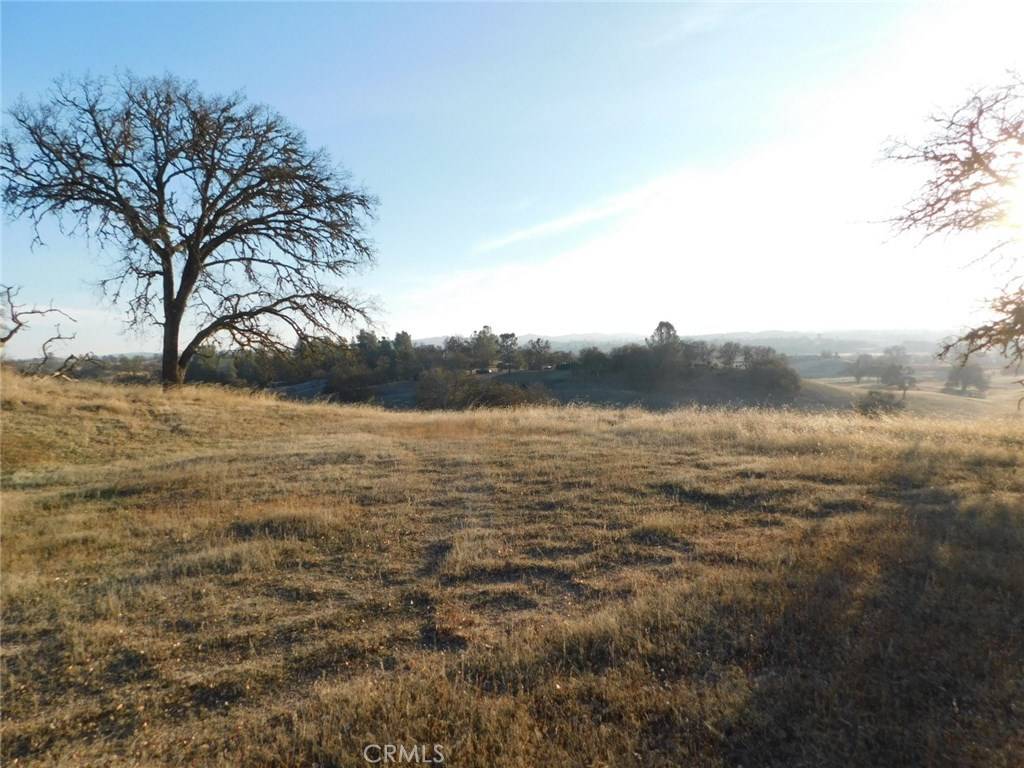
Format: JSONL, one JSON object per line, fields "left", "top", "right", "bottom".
{"left": 814, "top": 372, "right": 1023, "bottom": 418}
{"left": 2, "top": 373, "right": 1023, "bottom": 767}
{"left": 368, "top": 368, "right": 804, "bottom": 411}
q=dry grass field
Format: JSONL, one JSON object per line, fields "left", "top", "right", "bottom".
{"left": 2, "top": 372, "right": 1023, "bottom": 767}
{"left": 808, "top": 371, "right": 1024, "bottom": 419}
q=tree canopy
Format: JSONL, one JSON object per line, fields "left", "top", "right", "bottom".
{"left": 886, "top": 73, "right": 1023, "bottom": 381}
{"left": 1, "top": 73, "right": 377, "bottom": 383}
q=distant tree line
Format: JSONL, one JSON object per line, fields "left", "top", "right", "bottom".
{"left": 12, "top": 319, "right": 801, "bottom": 407}
{"left": 847, "top": 346, "right": 917, "bottom": 395}
{"left": 182, "top": 324, "right": 571, "bottom": 401}
{"left": 573, "top": 321, "right": 801, "bottom": 398}
{"left": 846, "top": 345, "right": 991, "bottom": 396}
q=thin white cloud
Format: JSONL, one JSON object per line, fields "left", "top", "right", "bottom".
{"left": 472, "top": 188, "right": 646, "bottom": 254}
{"left": 387, "top": 1, "right": 1024, "bottom": 339}
{"left": 641, "top": 6, "right": 733, "bottom": 51}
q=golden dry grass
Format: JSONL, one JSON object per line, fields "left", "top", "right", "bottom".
{"left": 2, "top": 372, "right": 1023, "bottom": 766}
{"left": 808, "top": 370, "right": 1024, "bottom": 418}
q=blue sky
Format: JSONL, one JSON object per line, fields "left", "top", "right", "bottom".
{"left": 2, "top": 1, "right": 1023, "bottom": 354}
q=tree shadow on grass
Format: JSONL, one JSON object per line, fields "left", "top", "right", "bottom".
{"left": 725, "top": 481, "right": 1024, "bottom": 767}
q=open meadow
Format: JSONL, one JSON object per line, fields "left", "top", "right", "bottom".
{"left": 1, "top": 373, "right": 1022, "bottom": 766}
{"left": 804, "top": 371, "right": 1024, "bottom": 419}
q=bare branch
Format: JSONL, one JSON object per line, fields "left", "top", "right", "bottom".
{"left": 3, "top": 73, "right": 377, "bottom": 384}
{"left": 0, "top": 284, "right": 76, "bottom": 347}
{"left": 888, "top": 73, "right": 1024, "bottom": 380}
{"left": 24, "top": 323, "right": 77, "bottom": 375}
{"left": 885, "top": 72, "right": 1023, "bottom": 260}
{"left": 939, "top": 284, "right": 1024, "bottom": 370}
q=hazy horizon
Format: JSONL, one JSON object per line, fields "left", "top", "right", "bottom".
{"left": 3, "top": 323, "right": 960, "bottom": 361}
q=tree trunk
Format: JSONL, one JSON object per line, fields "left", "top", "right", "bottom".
{"left": 161, "top": 312, "right": 183, "bottom": 386}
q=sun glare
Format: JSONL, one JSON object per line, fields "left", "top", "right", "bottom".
{"left": 1004, "top": 182, "right": 1024, "bottom": 230}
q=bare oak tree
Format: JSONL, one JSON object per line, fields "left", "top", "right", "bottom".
{"left": 886, "top": 72, "right": 1023, "bottom": 380}
{"left": 2, "top": 74, "right": 376, "bottom": 385}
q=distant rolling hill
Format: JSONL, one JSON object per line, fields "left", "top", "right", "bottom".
{"left": 818, "top": 374, "right": 1023, "bottom": 418}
